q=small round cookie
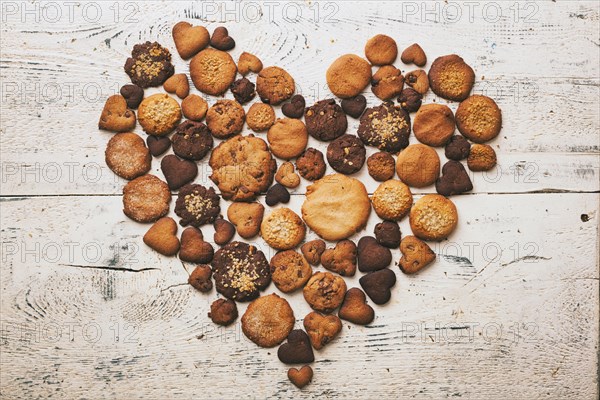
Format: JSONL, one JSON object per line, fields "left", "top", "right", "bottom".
{"left": 206, "top": 99, "right": 245, "bottom": 139}
{"left": 270, "top": 250, "right": 313, "bottom": 293}
{"left": 105, "top": 132, "right": 151, "bottom": 180}
{"left": 326, "top": 134, "right": 366, "bottom": 175}
{"left": 326, "top": 54, "right": 372, "bottom": 98}
{"left": 181, "top": 94, "right": 208, "bottom": 121}
{"left": 241, "top": 293, "right": 295, "bottom": 347}
{"left": 302, "top": 174, "right": 371, "bottom": 241}
{"left": 246, "top": 103, "right": 276, "bottom": 132}
{"left": 413, "top": 104, "right": 455, "bottom": 147}
{"left": 230, "top": 77, "right": 256, "bottom": 104}
{"left": 296, "top": 148, "right": 326, "bottom": 181}
{"left": 138, "top": 93, "right": 182, "bottom": 136}
{"left": 209, "top": 299, "right": 238, "bottom": 326}
{"left": 409, "top": 194, "right": 458, "bottom": 241}
{"left": 172, "top": 120, "right": 213, "bottom": 161}
{"left": 396, "top": 144, "right": 440, "bottom": 188}
{"left": 124, "top": 41, "right": 174, "bottom": 88}
{"left": 260, "top": 208, "right": 306, "bottom": 250}
{"left": 304, "top": 99, "right": 348, "bottom": 141}
{"left": 174, "top": 184, "right": 221, "bottom": 227}
{"left": 445, "top": 135, "right": 471, "bottom": 161}
{"left": 256, "top": 66, "right": 295, "bottom": 105}
{"left": 123, "top": 174, "right": 171, "bottom": 223}
{"left": 467, "top": 144, "right": 497, "bottom": 171}
{"left": 209, "top": 135, "right": 277, "bottom": 201}
{"left": 367, "top": 152, "right": 396, "bottom": 181}
{"left": 364, "top": 34, "right": 398, "bottom": 65}
{"left": 371, "top": 180, "right": 413, "bottom": 221}
{"left": 303, "top": 272, "right": 347, "bottom": 313}
{"left": 358, "top": 102, "right": 411, "bottom": 153}
{"left": 189, "top": 48, "right": 237, "bottom": 96}
{"left": 267, "top": 118, "right": 308, "bottom": 160}
{"left": 371, "top": 65, "right": 404, "bottom": 101}
{"left": 212, "top": 241, "right": 271, "bottom": 301}
{"left": 455, "top": 95, "right": 502, "bottom": 143}
{"left": 428, "top": 54, "right": 475, "bottom": 101}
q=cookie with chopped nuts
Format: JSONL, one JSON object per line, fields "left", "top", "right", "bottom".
{"left": 190, "top": 48, "right": 237, "bottom": 96}
{"left": 270, "top": 250, "right": 313, "bottom": 293}
{"left": 241, "top": 293, "right": 295, "bottom": 347}
{"left": 212, "top": 241, "right": 271, "bottom": 302}
{"left": 455, "top": 95, "right": 502, "bottom": 143}
{"left": 246, "top": 103, "right": 276, "bottom": 132}
{"left": 124, "top": 41, "right": 175, "bottom": 88}
{"left": 428, "top": 54, "right": 475, "bottom": 101}
{"left": 409, "top": 194, "right": 458, "bottom": 241}
{"left": 358, "top": 102, "right": 411, "bottom": 153}
{"left": 303, "top": 272, "right": 347, "bottom": 314}
{"left": 371, "top": 179, "right": 413, "bottom": 221}
{"left": 174, "top": 184, "right": 221, "bottom": 228}
{"left": 304, "top": 99, "right": 348, "bottom": 142}
{"left": 256, "top": 66, "right": 295, "bottom": 105}
{"left": 260, "top": 208, "right": 306, "bottom": 250}
{"left": 172, "top": 120, "right": 213, "bottom": 161}
{"left": 326, "top": 134, "right": 366, "bottom": 175}
{"left": 138, "top": 93, "right": 182, "bottom": 136}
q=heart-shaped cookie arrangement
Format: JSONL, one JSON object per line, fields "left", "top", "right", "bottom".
{"left": 99, "top": 25, "right": 502, "bottom": 389}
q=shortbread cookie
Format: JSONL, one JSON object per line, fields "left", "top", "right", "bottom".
{"left": 396, "top": 144, "right": 440, "bottom": 188}
{"left": 124, "top": 41, "right": 174, "bottom": 88}
{"left": 190, "top": 48, "right": 237, "bottom": 96}
{"left": 371, "top": 180, "right": 413, "bottom": 221}
{"left": 455, "top": 95, "right": 502, "bottom": 143}
{"left": 174, "top": 184, "right": 220, "bottom": 227}
{"left": 206, "top": 99, "right": 245, "bottom": 139}
{"left": 227, "top": 202, "right": 264, "bottom": 239}
{"left": 413, "top": 104, "right": 455, "bottom": 147}
{"left": 105, "top": 132, "right": 151, "bottom": 180}
{"left": 365, "top": 34, "right": 398, "bottom": 65}
{"left": 270, "top": 250, "right": 313, "bottom": 293}
{"left": 98, "top": 95, "right": 136, "bottom": 133}
{"left": 401, "top": 43, "right": 427, "bottom": 67}
{"left": 428, "top": 54, "right": 475, "bottom": 101}
{"left": 172, "top": 120, "right": 213, "bottom": 160}
{"left": 302, "top": 174, "right": 371, "bottom": 241}
{"left": 358, "top": 102, "right": 410, "bottom": 153}
{"left": 261, "top": 208, "right": 306, "bottom": 250}
{"left": 138, "top": 93, "right": 181, "bottom": 136}
{"left": 303, "top": 272, "right": 347, "bottom": 313}
{"left": 326, "top": 134, "right": 366, "bottom": 175}
{"left": 181, "top": 94, "right": 208, "bottom": 121}
{"left": 123, "top": 174, "right": 171, "bottom": 223}
{"left": 241, "top": 293, "right": 295, "bottom": 347}
{"left": 267, "top": 118, "right": 308, "bottom": 160}
{"left": 409, "top": 194, "right": 458, "bottom": 241}
{"left": 256, "top": 66, "right": 295, "bottom": 105}
{"left": 172, "top": 21, "right": 210, "bottom": 59}
{"left": 238, "top": 52, "right": 263, "bottom": 75}
{"left": 304, "top": 99, "right": 348, "bottom": 141}
{"left": 326, "top": 54, "right": 372, "bottom": 98}
{"left": 467, "top": 144, "right": 497, "bottom": 171}
{"left": 246, "top": 103, "right": 276, "bottom": 132}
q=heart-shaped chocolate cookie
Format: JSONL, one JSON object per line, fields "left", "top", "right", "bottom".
{"left": 435, "top": 160, "right": 473, "bottom": 196}
{"left": 98, "top": 95, "right": 136, "bottom": 132}
{"left": 288, "top": 366, "right": 313, "bottom": 389}
{"left": 399, "top": 235, "right": 436, "bottom": 274}
{"left": 143, "top": 217, "right": 180, "bottom": 256}
{"left": 120, "top": 84, "right": 144, "bottom": 109}
{"left": 359, "top": 269, "right": 396, "bottom": 305}
{"left": 160, "top": 154, "right": 198, "bottom": 190}
{"left": 210, "top": 26, "right": 235, "bottom": 51}
{"left": 146, "top": 136, "right": 171, "bottom": 157}
{"left": 179, "top": 226, "right": 214, "bottom": 264}
{"left": 357, "top": 236, "right": 392, "bottom": 272}
{"left": 303, "top": 311, "right": 342, "bottom": 350}
{"left": 282, "top": 95, "right": 306, "bottom": 119}
{"left": 338, "top": 288, "right": 374, "bottom": 325}
{"left": 374, "top": 221, "right": 401, "bottom": 248}
{"left": 172, "top": 21, "right": 210, "bottom": 59}
{"left": 277, "top": 329, "right": 315, "bottom": 364}
{"left": 163, "top": 73, "right": 190, "bottom": 99}
{"left": 341, "top": 95, "right": 367, "bottom": 118}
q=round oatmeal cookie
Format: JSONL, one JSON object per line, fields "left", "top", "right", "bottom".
{"left": 174, "top": 184, "right": 220, "bottom": 227}
{"left": 246, "top": 103, "right": 276, "bottom": 132}
{"left": 270, "top": 250, "right": 313, "bottom": 293}
{"left": 364, "top": 34, "right": 398, "bottom": 66}
{"left": 455, "top": 95, "right": 502, "bottom": 143}
{"left": 212, "top": 241, "right": 271, "bottom": 302}
{"left": 303, "top": 272, "right": 347, "bottom": 314}
{"left": 326, "top": 134, "right": 366, "bottom": 175}
{"left": 358, "top": 102, "right": 411, "bottom": 153}
{"left": 122, "top": 174, "right": 171, "bottom": 223}
{"left": 206, "top": 99, "right": 245, "bottom": 139}
{"left": 304, "top": 99, "right": 348, "bottom": 142}
{"left": 396, "top": 144, "right": 440, "bottom": 188}
{"left": 105, "top": 132, "right": 151, "bottom": 180}
{"left": 428, "top": 54, "right": 475, "bottom": 101}
{"left": 260, "top": 208, "right": 306, "bottom": 251}
{"left": 409, "top": 194, "right": 458, "bottom": 241}
{"left": 267, "top": 118, "right": 308, "bottom": 160}
{"left": 209, "top": 135, "right": 277, "bottom": 201}
{"left": 189, "top": 48, "right": 237, "bottom": 96}
{"left": 301, "top": 174, "right": 371, "bottom": 241}
{"left": 256, "top": 66, "right": 295, "bottom": 105}
{"left": 296, "top": 148, "right": 326, "bottom": 181}
{"left": 413, "top": 104, "right": 455, "bottom": 147}
{"left": 241, "top": 293, "right": 295, "bottom": 347}
{"left": 171, "top": 120, "right": 213, "bottom": 161}
{"left": 467, "top": 144, "right": 497, "bottom": 171}
{"left": 124, "top": 41, "right": 174, "bottom": 88}
{"left": 326, "top": 54, "right": 372, "bottom": 98}
{"left": 371, "top": 180, "right": 413, "bottom": 221}
{"left": 138, "top": 93, "right": 182, "bottom": 136}
{"left": 367, "top": 151, "right": 396, "bottom": 181}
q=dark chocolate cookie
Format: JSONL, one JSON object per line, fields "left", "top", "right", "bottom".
{"left": 230, "top": 77, "right": 256, "bottom": 104}
{"left": 341, "top": 95, "right": 367, "bottom": 118}
{"left": 124, "top": 42, "right": 175, "bottom": 88}
{"left": 374, "top": 221, "right": 401, "bottom": 248}
{"left": 445, "top": 135, "right": 471, "bottom": 161}
{"left": 326, "top": 134, "right": 366, "bottom": 175}
{"left": 172, "top": 120, "right": 213, "bottom": 161}
{"left": 304, "top": 99, "right": 347, "bottom": 141}
{"left": 296, "top": 148, "right": 326, "bottom": 181}
{"left": 358, "top": 102, "right": 411, "bottom": 153}
{"left": 212, "top": 241, "right": 271, "bottom": 301}
{"left": 120, "top": 84, "right": 144, "bottom": 109}
{"left": 174, "top": 184, "right": 221, "bottom": 227}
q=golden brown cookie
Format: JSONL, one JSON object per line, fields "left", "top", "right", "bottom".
{"left": 303, "top": 312, "right": 342, "bottom": 350}
{"left": 455, "top": 95, "right": 502, "bottom": 143}
{"left": 326, "top": 54, "right": 372, "bottom": 99}
{"left": 241, "top": 293, "right": 295, "bottom": 348}
{"left": 301, "top": 174, "right": 371, "bottom": 241}
{"left": 189, "top": 48, "right": 237, "bottom": 96}
{"left": 275, "top": 162, "right": 300, "bottom": 188}
{"left": 371, "top": 179, "right": 413, "bottom": 221}
{"left": 143, "top": 217, "right": 180, "bottom": 256}
{"left": 172, "top": 22, "right": 210, "bottom": 59}
{"left": 163, "top": 73, "right": 189, "bottom": 99}
{"left": 98, "top": 95, "right": 136, "bottom": 133}
{"left": 364, "top": 34, "right": 398, "bottom": 65}
{"left": 371, "top": 65, "right": 404, "bottom": 101}
{"left": 321, "top": 240, "right": 357, "bottom": 277}
{"left": 206, "top": 99, "right": 245, "bottom": 139}
{"left": 396, "top": 144, "right": 440, "bottom": 188}
{"left": 256, "top": 66, "right": 295, "bottom": 105}
{"left": 413, "top": 104, "right": 455, "bottom": 147}
{"left": 401, "top": 43, "right": 427, "bottom": 67}
{"left": 137, "top": 93, "right": 181, "bottom": 136}
{"left": 267, "top": 118, "right": 308, "bottom": 160}
{"left": 405, "top": 69, "right": 430, "bottom": 95}
{"left": 123, "top": 174, "right": 171, "bottom": 223}
{"left": 270, "top": 250, "right": 313, "bottom": 293}
{"left": 209, "top": 135, "right": 276, "bottom": 201}
{"left": 238, "top": 52, "right": 263, "bottom": 75}
{"left": 300, "top": 239, "right": 326, "bottom": 266}
{"left": 399, "top": 235, "right": 436, "bottom": 274}
{"left": 261, "top": 208, "right": 306, "bottom": 250}
{"left": 227, "top": 202, "right": 264, "bottom": 239}
{"left": 105, "top": 132, "right": 151, "bottom": 180}
{"left": 367, "top": 151, "right": 396, "bottom": 181}
{"left": 181, "top": 94, "right": 208, "bottom": 121}
{"left": 409, "top": 194, "right": 458, "bottom": 241}
{"left": 303, "top": 272, "right": 347, "bottom": 313}
{"left": 428, "top": 54, "right": 475, "bottom": 101}
{"left": 246, "top": 102, "right": 276, "bottom": 132}
{"left": 467, "top": 144, "right": 497, "bottom": 171}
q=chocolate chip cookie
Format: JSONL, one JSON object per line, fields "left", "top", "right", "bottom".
{"left": 174, "top": 184, "right": 220, "bottom": 227}
{"left": 124, "top": 41, "right": 174, "bottom": 88}
{"left": 206, "top": 99, "right": 245, "bottom": 139}
{"left": 270, "top": 250, "right": 313, "bottom": 293}
{"left": 303, "top": 272, "right": 347, "bottom": 314}
{"left": 358, "top": 102, "right": 410, "bottom": 153}
{"left": 256, "top": 66, "right": 295, "bottom": 105}
{"left": 172, "top": 120, "right": 213, "bottom": 160}
{"left": 296, "top": 148, "right": 326, "bottom": 181}
{"left": 326, "top": 134, "right": 366, "bottom": 175}
{"left": 304, "top": 99, "right": 348, "bottom": 141}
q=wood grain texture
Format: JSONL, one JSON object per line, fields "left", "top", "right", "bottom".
{"left": 0, "top": 1, "right": 598, "bottom": 399}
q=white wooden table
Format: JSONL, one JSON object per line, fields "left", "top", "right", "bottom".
{"left": 1, "top": 1, "right": 599, "bottom": 399}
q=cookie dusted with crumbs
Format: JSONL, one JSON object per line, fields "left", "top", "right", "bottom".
{"left": 138, "top": 93, "right": 182, "bottom": 136}
{"left": 124, "top": 41, "right": 175, "bottom": 88}
{"left": 123, "top": 174, "right": 171, "bottom": 223}
{"left": 242, "top": 293, "right": 295, "bottom": 347}
{"left": 358, "top": 102, "right": 411, "bottom": 153}
{"left": 174, "top": 184, "right": 220, "bottom": 228}
{"left": 261, "top": 208, "right": 306, "bottom": 250}
{"left": 409, "top": 194, "right": 458, "bottom": 241}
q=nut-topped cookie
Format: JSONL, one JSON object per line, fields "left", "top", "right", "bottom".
{"left": 261, "top": 208, "right": 306, "bottom": 250}
{"left": 409, "top": 194, "right": 458, "bottom": 241}
{"left": 455, "top": 95, "right": 502, "bottom": 143}
{"left": 190, "top": 48, "right": 237, "bottom": 96}
{"left": 174, "top": 184, "right": 220, "bottom": 228}
{"left": 428, "top": 54, "right": 475, "bottom": 101}
{"left": 138, "top": 93, "right": 182, "bottom": 136}
{"left": 124, "top": 41, "right": 174, "bottom": 88}
{"left": 358, "top": 102, "right": 411, "bottom": 153}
